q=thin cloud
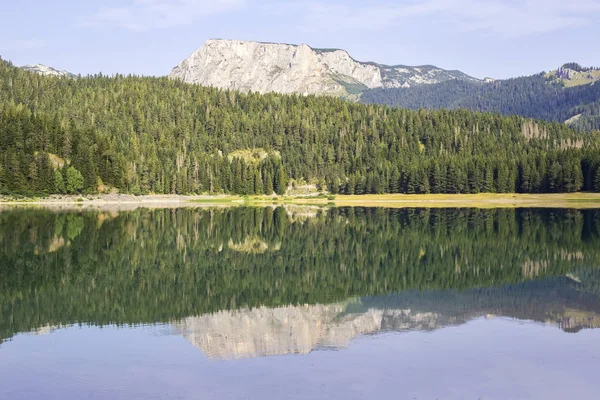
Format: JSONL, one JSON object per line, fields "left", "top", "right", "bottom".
{"left": 0, "top": 39, "right": 47, "bottom": 51}
{"left": 293, "top": 0, "right": 600, "bottom": 36}
{"left": 81, "top": 0, "right": 246, "bottom": 31}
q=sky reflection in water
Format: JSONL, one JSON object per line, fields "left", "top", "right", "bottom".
{"left": 1, "top": 206, "right": 600, "bottom": 399}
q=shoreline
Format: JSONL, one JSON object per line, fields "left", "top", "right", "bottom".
{"left": 2, "top": 193, "right": 600, "bottom": 210}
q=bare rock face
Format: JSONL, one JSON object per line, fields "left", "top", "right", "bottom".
{"left": 169, "top": 39, "right": 478, "bottom": 97}
{"left": 21, "top": 64, "right": 74, "bottom": 78}
{"left": 170, "top": 40, "right": 381, "bottom": 96}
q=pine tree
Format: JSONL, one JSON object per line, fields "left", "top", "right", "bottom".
{"left": 549, "top": 161, "right": 562, "bottom": 192}
{"left": 54, "top": 170, "right": 66, "bottom": 194}
{"left": 495, "top": 164, "right": 510, "bottom": 193}
{"left": 254, "top": 169, "right": 263, "bottom": 195}
{"left": 519, "top": 161, "right": 531, "bottom": 193}
{"left": 274, "top": 165, "right": 288, "bottom": 195}
{"left": 594, "top": 167, "right": 600, "bottom": 192}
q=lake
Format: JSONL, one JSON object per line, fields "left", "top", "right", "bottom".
{"left": 1, "top": 206, "right": 600, "bottom": 399}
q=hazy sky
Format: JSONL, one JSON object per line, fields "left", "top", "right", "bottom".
{"left": 1, "top": 0, "right": 600, "bottom": 79}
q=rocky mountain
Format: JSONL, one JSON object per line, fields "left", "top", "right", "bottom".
{"left": 21, "top": 63, "right": 74, "bottom": 78}
{"left": 378, "top": 64, "right": 476, "bottom": 88}
{"left": 169, "top": 39, "right": 479, "bottom": 97}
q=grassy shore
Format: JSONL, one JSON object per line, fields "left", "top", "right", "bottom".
{"left": 243, "top": 193, "right": 600, "bottom": 209}
{"left": 2, "top": 193, "right": 600, "bottom": 210}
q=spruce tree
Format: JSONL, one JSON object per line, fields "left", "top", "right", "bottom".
{"left": 594, "top": 167, "right": 600, "bottom": 192}
{"left": 54, "top": 170, "right": 66, "bottom": 194}
{"left": 274, "top": 166, "right": 288, "bottom": 195}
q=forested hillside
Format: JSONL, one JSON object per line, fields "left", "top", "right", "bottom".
{"left": 361, "top": 73, "right": 600, "bottom": 132}
{"left": 1, "top": 57, "right": 600, "bottom": 196}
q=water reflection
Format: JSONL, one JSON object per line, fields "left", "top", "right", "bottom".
{"left": 2, "top": 206, "right": 600, "bottom": 399}
{"left": 174, "top": 271, "right": 600, "bottom": 360}
{"left": 1, "top": 206, "right": 600, "bottom": 348}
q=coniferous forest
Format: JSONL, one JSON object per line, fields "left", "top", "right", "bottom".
{"left": 1, "top": 57, "right": 600, "bottom": 196}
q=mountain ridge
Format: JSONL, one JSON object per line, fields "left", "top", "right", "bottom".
{"left": 167, "top": 40, "right": 599, "bottom": 130}
{"left": 21, "top": 63, "right": 75, "bottom": 78}
{"left": 169, "top": 39, "right": 479, "bottom": 97}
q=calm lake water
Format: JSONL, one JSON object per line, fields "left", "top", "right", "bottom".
{"left": 1, "top": 207, "right": 600, "bottom": 399}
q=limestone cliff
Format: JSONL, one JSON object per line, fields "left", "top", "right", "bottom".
{"left": 169, "top": 39, "right": 478, "bottom": 97}
{"left": 21, "top": 64, "right": 74, "bottom": 78}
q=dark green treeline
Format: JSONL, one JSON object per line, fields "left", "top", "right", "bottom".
{"left": 1, "top": 59, "right": 600, "bottom": 196}
{"left": 2, "top": 207, "right": 600, "bottom": 342}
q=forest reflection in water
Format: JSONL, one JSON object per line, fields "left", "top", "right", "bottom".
{"left": 1, "top": 206, "right": 600, "bottom": 357}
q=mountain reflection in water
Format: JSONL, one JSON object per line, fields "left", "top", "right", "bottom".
{"left": 174, "top": 271, "right": 600, "bottom": 360}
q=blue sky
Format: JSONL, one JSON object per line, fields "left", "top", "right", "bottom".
{"left": 1, "top": 0, "right": 600, "bottom": 79}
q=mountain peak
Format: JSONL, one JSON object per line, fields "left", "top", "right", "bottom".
{"left": 169, "top": 39, "right": 478, "bottom": 97}
{"left": 21, "top": 64, "right": 74, "bottom": 78}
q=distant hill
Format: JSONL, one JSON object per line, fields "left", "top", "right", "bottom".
{"left": 547, "top": 63, "right": 600, "bottom": 87}
{"left": 361, "top": 64, "right": 600, "bottom": 132}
